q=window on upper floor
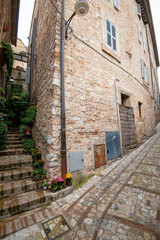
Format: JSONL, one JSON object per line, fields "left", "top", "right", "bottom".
{"left": 141, "top": 59, "right": 146, "bottom": 79}
{"left": 146, "top": 66, "right": 150, "bottom": 84}
{"left": 108, "top": 0, "right": 120, "bottom": 10}
{"left": 138, "top": 102, "right": 142, "bottom": 118}
{"left": 142, "top": 35, "right": 146, "bottom": 53}
{"left": 137, "top": 23, "right": 142, "bottom": 44}
{"left": 136, "top": 3, "right": 141, "bottom": 17}
{"left": 106, "top": 19, "right": 117, "bottom": 52}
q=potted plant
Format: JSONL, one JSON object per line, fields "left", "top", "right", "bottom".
{"left": 66, "top": 173, "right": 72, "bottom": 186}
{"left": 33, "top": 159, "right": 44, "bottom": 169}
{"left": 42, "top": 182, "right": 48, "bottom": 190}
{"left": 49, "top": 177, "right": 64, "bottom": 192}
{"left": 31, "top": 149, "right": 41, "bottom": 160}
{"left": 25, "top": 126, "right": 31, "bottom": 135}
{"left": 33, "top": 169, "right": 46, "bottom": 180}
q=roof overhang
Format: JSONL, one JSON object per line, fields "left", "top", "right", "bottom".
{"left": 136, "top": 0, "right": 159, "bottom": 66}
{"left": 11, "top": 0, "right": 20, "bottom": 46}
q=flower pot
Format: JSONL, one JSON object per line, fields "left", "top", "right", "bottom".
{"left": 3, "top": 26, "right": 7, "bottom": 32}
{"left": 26, "top": 129, "right": 31, "bottom": 135}
{"left": 42, "top": 186, "right": 47, "bottom": 190}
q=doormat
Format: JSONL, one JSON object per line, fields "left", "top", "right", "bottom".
{"left": 42, "top": 215, "right": 71, "bottom": 240}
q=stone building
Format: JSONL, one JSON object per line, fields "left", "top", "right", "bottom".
{"left": 0, "top": 0, "right": 20, "bottom": 90}
{"left": 11, "top": 38, "right": 28, "bottom": 93}
{"left": 29, "top": 0, "right": 160, "bottom": 180}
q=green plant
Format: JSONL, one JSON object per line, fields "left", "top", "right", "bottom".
{"left": 50, "top": 177, "right": 64, "bottom": 191}
{"left": 20, "top": 105, "right": 37, "bottom": 126}
{"left": 19, "top": 124, "right": 27, "bottom": 137}
{"left": 20, "top": 116, "right": 33, "bottom": 125}
{"left": 33, "top": 169, "right": 46, "bottom": 179}
{"left": 0, "top": 121, "right": 7, "bottom": 150}
{"left": 1, "top": 40, "right": 13, "bottom": 77}
{"left": 0, "top": 87, "right": 6, "bottom": 109}
{"left": 10, "top": 84, "right": 22, "bottom": 96}
{"left": 42, "top": 182, "right": 48, "bottom": 187}
{"left": 66, "top": 173, "right": 73, "bottom": 185}
{"left": 31, "top": 149, "right": 41, "bottom": 159}
{"left": 23, "top": 138, "right": 35, "bottom": 152}
{"left": 33, "top": 159, "right": 44, "bottom": 168}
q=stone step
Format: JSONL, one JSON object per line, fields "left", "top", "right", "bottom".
{"left": 0, "top": 167, "right": 33, "bottom": 183}
{"left": 6, "top": 140, "right": 22, "bottom": 145}
{"left": 0, "top": 155, "right": 33, "bottom": 171}
{"left": 0, "top": 148, "right": 24, "bottom": 156}
{"left": 6, "top": 144, "right": 24, "bottom": 150}
{"left": 0, "top": 178, "right": 42, "bottom": 199}
{"left": 0, "top": 190, "right": 52, "bottom": 220}
{"left": 6, "top": 137, "right": 21, "bottom": 141}
{"left": 7, "top": 134, "right": 20, "bottom": 138}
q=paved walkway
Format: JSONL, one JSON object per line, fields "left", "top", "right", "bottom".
{"left": 1, "top": 129, "right": 160, "bottom": 239}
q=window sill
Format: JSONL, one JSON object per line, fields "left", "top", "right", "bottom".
{"left": 102, "top": 43, "right": 121, "bottom": 63}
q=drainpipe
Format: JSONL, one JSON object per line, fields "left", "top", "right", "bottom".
{"left": 61, "top": 0, "right": 67, "bottom": 186}
{"left": 145, "top": 25, "right": 153, "bottom": 131}
{"left": 114, "top": 78, "right": 122, "bottom": 156}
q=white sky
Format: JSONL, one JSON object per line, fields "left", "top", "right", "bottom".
{"left": 17, "top": 0, "right": 160, "bottom": 85}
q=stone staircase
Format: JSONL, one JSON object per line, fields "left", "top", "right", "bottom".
{"left": 0, "top": 129, "right": 52, "bottom": 221}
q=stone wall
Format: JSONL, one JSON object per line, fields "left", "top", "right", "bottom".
{"left": 31, "top": 0, "right": 159, "bottom": 178}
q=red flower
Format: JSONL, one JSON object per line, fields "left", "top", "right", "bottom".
{"left": 39, "top": 160, "right": 43, "bottom": 163}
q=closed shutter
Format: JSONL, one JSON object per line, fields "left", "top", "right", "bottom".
{"left": 25, "top": 67, "right": 30, "bottom": 84}
{"left": 143, "top": 35, "right": 146, "bottom": 52}
{"left": 146, "top": 67, "right": 150, "bottom": 84}
{"left": 114, "top": 0, "right": 120, "bottom": 10}
{"left": 153, "top": 82, "right": 156, "bottom": 96}
{"left": 137, "top": 23, "right": 142, "bottom": 43}
{"left": 141, "top": 59, "right": 145, "bottom": 79}
{"left": 136, "top": 3, "right": 141, "bottom": 16}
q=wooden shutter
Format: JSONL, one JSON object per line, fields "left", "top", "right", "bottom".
{"left": 136, "top": 3, "right": 141, "bottom": 16}
{"left": 143, "top": 35, "right": 146, "bottom": 52}
{"left": 137, "top": 23, "right": 142, "bottom": 43}
{"left": 146, "top": 67, "right": 150, "bottom": 84}
{"left": 25, "top": 67, "right": 30, "bottom": 84}
{"left": 141, "top": 59, "right": 145, "bottom": 79}
{"left": 114, "top": 0, "right": 120, "bottom": 10}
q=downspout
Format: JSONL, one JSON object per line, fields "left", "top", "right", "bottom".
{"left": 29, "top": 18, "right": 36, "bottom": 103}
{"left": 145, "top": 25, "right": 153, "bottom": 131}
{"left": 61, "top": 0, "right": 67, "bottom": 186}
{"left": 114, "top": 78, "right": 122, "bottom": 156}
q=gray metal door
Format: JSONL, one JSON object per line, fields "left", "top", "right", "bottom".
{"left": 106, "top": 132, "right": 121, "bottom": 160}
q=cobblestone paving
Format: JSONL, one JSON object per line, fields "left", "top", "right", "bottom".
{"left": 1, "top": 131, "right": 160, "bottom": 240}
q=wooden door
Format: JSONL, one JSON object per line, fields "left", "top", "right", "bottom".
{"left": 119, "top": 105, "right": 137, "bottom": 154}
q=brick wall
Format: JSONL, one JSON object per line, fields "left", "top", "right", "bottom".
{"left": 31, "top": 0, "right": 159, "bottom": 179}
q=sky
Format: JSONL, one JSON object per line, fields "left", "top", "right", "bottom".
{"left": 17, "top": 0, "right": 160, "bottom": 84}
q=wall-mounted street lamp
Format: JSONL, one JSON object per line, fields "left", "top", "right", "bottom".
{"left": 65, "top": 0, "right": 89, "bottom": 39}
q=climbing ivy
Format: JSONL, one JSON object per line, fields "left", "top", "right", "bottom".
{"left": 1, "top": 40, "right": 13, "bottom": 77}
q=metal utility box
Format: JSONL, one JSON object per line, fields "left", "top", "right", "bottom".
{"left": 68, "top": 150, "right": 85, "bottom": 172}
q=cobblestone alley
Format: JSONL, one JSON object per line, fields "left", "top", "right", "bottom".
{"left": 1, "top": 129, "right": 160, "bottom": 240}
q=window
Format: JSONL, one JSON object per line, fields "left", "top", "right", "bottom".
{"left": 121, "top": 93, "right": 131, "bottom": 107}
{"left": 138, "top": 102, "right": 142, "bottom": 118}
{"left": 137, "top": 23, "right": 142, "bottom": 44}
{"left": 106, "top": 19, "right": 117, "bottom": 52}
{"left": 136, "top": 3, "right": 141, "bottom": 16}
{"left": 141, "top": 59, "right": 145, "bottom": 79}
